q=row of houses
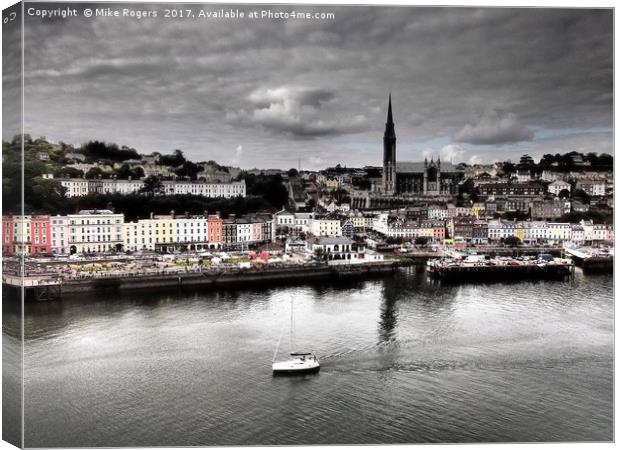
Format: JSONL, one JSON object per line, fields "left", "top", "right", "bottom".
{"left": 372, "top": 213, "right": 613, "bottom": 245}
{"left": 57, "top": 178, "right": 246, "bottom": 198}
{"left": 2, "top": 210, "right": 274, "bottom": 256}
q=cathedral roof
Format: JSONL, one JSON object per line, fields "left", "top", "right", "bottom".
{"left": 396, "top": 161, "right": 462, "bottom": 173}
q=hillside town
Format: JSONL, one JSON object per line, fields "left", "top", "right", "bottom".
{"left": 1, "top": 97, "right": 614, "bottom": 266}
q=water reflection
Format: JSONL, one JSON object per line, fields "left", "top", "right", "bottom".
{"left": 17, "top": 269, "right": 614, "bottom": 446}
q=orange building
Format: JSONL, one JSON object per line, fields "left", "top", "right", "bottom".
{"left": 207, "top": 214, "right": 223, "bottom": 246}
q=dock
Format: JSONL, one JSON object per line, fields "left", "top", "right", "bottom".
{"left": 564, "top": 247, "right": 613, "bottom": 273}
{"left": 3, "top": 261, "right": 399, "bottom": 301}
{"left": 426, "top": 256, "right": 574, "bottom": 282}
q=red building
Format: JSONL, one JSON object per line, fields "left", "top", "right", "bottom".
{"left": 207, "top": 214, "right": 223, "bottom": 247}
{"left": 2, "top": 216, "right": 15, "bottom": 256}
{"left": 30, "top": 216, "right": 51, "bottom": 256}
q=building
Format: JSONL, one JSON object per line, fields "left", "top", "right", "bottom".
{"left": 487, "top": 220, "right": 517, "bottom": 242}
{"left": 478, "top": 182, "right": 545, "bottom": 197}
{"left": 306, "top": 236, "right": 364, "bottom": 262}
{"left": 576, "top": 179, "right": 606, "bottom": 197}
{"left": 30, "top": 216, "right": 51, "bottom": 256}
{"left": 373, "top": 213, "right": 419, "bottom": 240}
{"left": 67, "top": 210, "right": 124, "bottom": 254}
{"left": 161, "top": 180, "right": 246, "bottom": 198}
{"left": 381, "top": 94, "right": 463, "bottom": 196}
{"left": 547, "top": 180, "right": 571, "bottom": 197}
{"left": 60, "top": 178, "right": 90, "bottom": 197}
{"left": 59, "top": 178, "right": 246, "bottom": 198}
{"left": 309, "top": 217, "right": 342, "bottom": 237}
{"left": 530, "top": 199, "right": 570, "bottom": 220}
{"left": 207, "top": 215, "right": 223, "bottom": 246}
{"left": 546, "top": 223, "right": 571, "bottom": 242}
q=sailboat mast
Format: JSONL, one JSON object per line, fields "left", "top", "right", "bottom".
{"left": 290, "top": 297, "right": 294, "bottom": 352}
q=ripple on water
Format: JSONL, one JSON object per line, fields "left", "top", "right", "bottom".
{"left": 20, "top": 270, "right": 613, "bottom": 446}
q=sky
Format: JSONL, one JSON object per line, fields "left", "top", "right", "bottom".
{"left": 8, "top": 3, "right": 614, "bottom": 170}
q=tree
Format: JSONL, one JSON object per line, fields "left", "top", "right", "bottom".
{"left": 558, "top": 189, "right": 570, "bottom": 199}
{"left": 160, "top": 149, "right": 186, "bottom": 167}
{"left": 287, "top": 168, "right": 299, "bottom": 178}
{"left": 314, "top": 247, "right": 326, "bottom": 261}
{"left": 414, "top": 236, "right": 429, "bottom": 246}
{"left": 54, "top": 167, "right": 84, "bottom": 178}
{"left": 85, "top": 167, "right": 106, "bottom": 179}
{"left": 571, "top": 188, "right": 591, "bottom": 204}
{"left": 140, "top": 176, "right": 164, "bottom": 196}
{"left": 80, "top": 140, "right": 139, "bottom": 162}
{"left": 504, "top": 236, "right": 521, "bottom": 247}
{"left": 175, "top": 161, "right": 201, "bottom": 179}
{"left": 501, "top": 162, "right": 516, "bottom": 175}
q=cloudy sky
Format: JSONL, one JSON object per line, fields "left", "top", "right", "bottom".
{"left": 13, "top": 3, "right": 613, "bottom": 169}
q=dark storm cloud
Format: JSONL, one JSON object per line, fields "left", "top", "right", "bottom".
{"left": 19, "top": 4, "right": 613, "bottom": 168}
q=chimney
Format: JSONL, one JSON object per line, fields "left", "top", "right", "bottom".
{"left": 170, "top": 210, "right": 175, "bottom": 219}
{"left": 150, "top": 212, "right": 154, "bottom": 219}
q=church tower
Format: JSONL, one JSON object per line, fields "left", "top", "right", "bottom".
{"left": 382, "top": 93, "right": 397, "bottom": 194}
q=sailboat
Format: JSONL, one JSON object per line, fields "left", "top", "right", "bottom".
{"left": 272, "top": 297, "right": 320, "bottom": 375}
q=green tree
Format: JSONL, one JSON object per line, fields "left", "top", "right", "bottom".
{"left": 140, "top": 176, "right": 164, "bottom": 196}
{"left": 287, "top": 168, "right": 299, "bottom": 178}
{"left": 160, "top": 149, "right": 186, "bottom": 167}
{"left": 414, "top": 236, "right": 429, "bottom": 246}
{"left": 504, "top": 236, "right": 521, "bottom": 247}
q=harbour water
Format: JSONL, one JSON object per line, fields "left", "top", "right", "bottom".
{"left": 5, "top": 267, "right": 613, "bottom": 446}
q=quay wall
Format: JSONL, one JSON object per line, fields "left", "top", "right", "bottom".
{"left": 30, "top": 263, "right": 398, "bottom": 298}
{"left": 427, "top": 263, "right": 573, "bottom": 282}
{"left": 574, "top": 256, "right": 613, "bottom": 273}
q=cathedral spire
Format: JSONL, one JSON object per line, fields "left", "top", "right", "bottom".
{"left": 382, "top": 92, "right": 397, "bottom": 194}
{"left": 384, "top": 92, "right": 395, "bottom": 139}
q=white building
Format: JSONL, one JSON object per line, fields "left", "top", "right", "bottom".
{"left": 293, "top": 212, "right": 313, "bottom": 232}
{"left": 175, "top": 217, "right": 209, "bottom": 246}
{"left": 522, "top": 221, "right": 548, "bottom": 243}
{"left": 60, "top": 179, "right": 90, "bottom": 197}
{"left": 576, "top": 179, "right": 606, "bottom": 197}
{"left": 309, "top": 218, "right": 342, "bottom": 237}
{"left": 162, "top": 180, "right": 246, "bottom": 198}
{"left": 372, "top": 213, "right": 418, "bottom": 239}
{"left": 546, "top": 223, "right": 571, "bottom": 242}
{"left": 487, "top": 220, "right": 516, "bottom": 241}
{"left": 547, "top": 180, "right": 571, "bottom": 197}
{"left": 50, "top": 215, "right": 70, "bottom": 254}
{"left": 581, "top": 221, "right": 612, "bottom": 242}
{"left": 427, "top": 205, "right": 448, "bottom": 220}
{"left": 274, "top": 210, "right": 295, "bottom": 228}
{"left": 67, "top": 210, "right": 124, "bottom": 254}
{"left": 570, "top": 225, "right": 585, "bottom": 244}
{"left": 306, "top": 236, "right": 363, "bottom": 262}
{"left": 91, "top": 179, "right": 144, "bottom": 195}
{"left": 59, "top": 178, "right": 246, "bottom": 198}
{"left": 236, "top": 221, "right": 253, "bottom": 243}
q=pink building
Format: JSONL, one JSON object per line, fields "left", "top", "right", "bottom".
{"left": 30, "top": 216, "right": 51, "bottom": 256}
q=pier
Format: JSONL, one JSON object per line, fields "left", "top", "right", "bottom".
{"left": 564, "top": 247, "right": 613, "bottom": 273}
{"left": 3, "top": 261, "right": 399, "bottom": 301}
{"left": 426, "top": 257, "right": 574, "bottom": 282}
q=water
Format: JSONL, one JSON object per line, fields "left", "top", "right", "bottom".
{"left": 5, "top": 267, "right": 613, "bottom": 446}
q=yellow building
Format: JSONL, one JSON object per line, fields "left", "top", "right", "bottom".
{"left": 471, "top": 203, "right": 486, "bottom": 218}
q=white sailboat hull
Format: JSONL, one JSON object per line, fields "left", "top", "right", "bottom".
{"left": 272, "top": 354, "right": 320, "bottom": 375}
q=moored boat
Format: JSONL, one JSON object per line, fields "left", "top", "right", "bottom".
{"left": 272, "top": 352, "right": 320, "bottom": 375}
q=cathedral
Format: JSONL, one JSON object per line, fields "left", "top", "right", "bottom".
{"left": 381, "top": 94, "right": 463, "bottom": 196}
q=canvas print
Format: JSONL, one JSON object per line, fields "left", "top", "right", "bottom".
{"left": 1, "top": 2, "right": 614, "bottom": 447}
